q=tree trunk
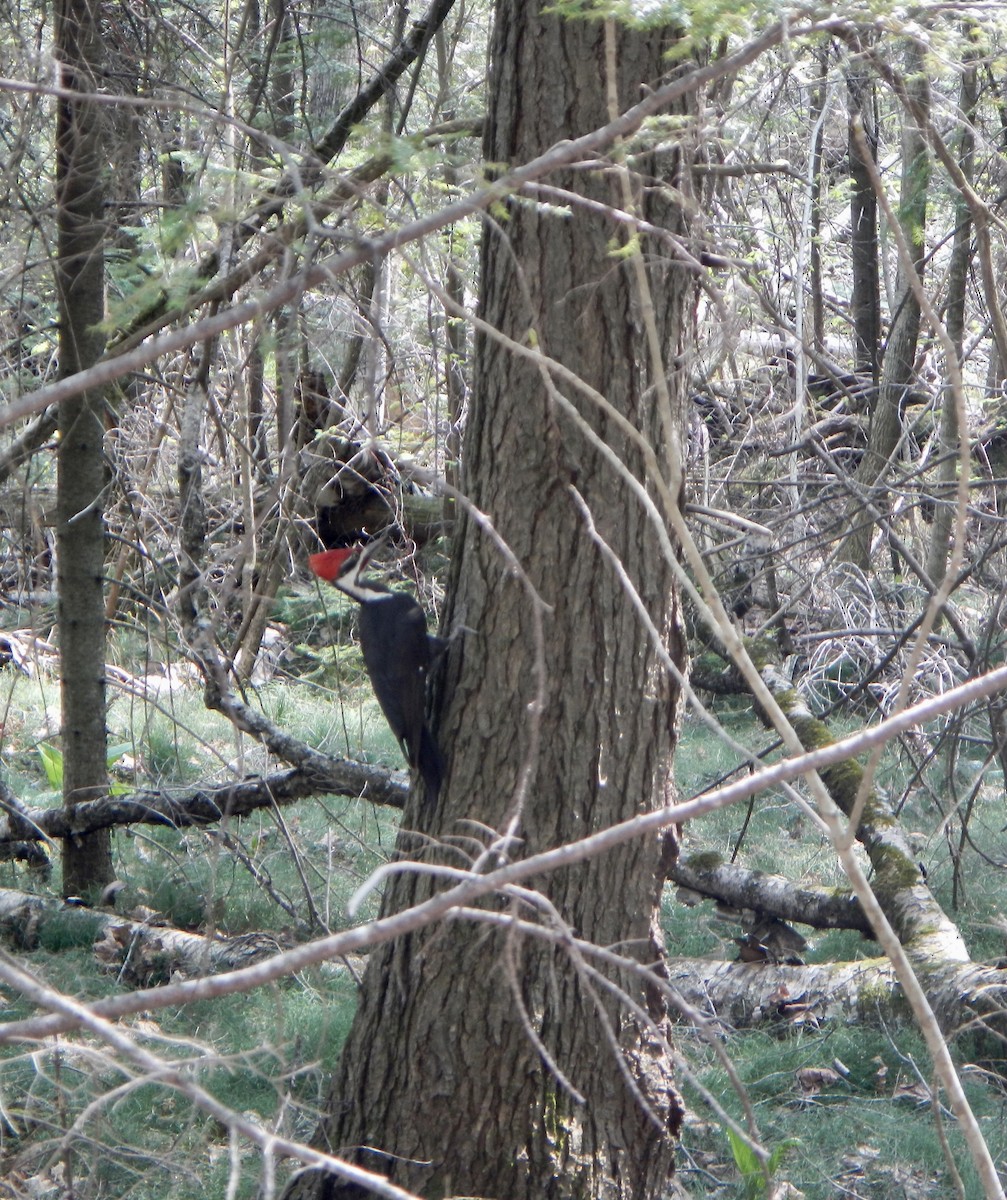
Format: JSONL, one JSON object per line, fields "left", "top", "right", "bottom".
{"left": 842, "top": 43, "right": 929, "bottom": 571}
{"left": 286, "top": 8, "right": 691, "bottom": 1200}
{"left": 808, "top": 50, "right": 827, "bottom": 356}
{"left": 926, "top": 58, "right": 976, "bottom": 588}
{"left": 846, "top": 57, "right": 880, "bottom": 386}
{"left": 55, "top": 0, "right": 113, "bottom": 897}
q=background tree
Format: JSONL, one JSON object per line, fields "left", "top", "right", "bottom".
{"left": 54, "top": 0, "right": 113, "bottom": 896}
{"left": 846, "top": 46, "right": 881, "bottom": 386}
{"left": 926, "top": 52, "right": 977, "bottom": 588}
{"left": 11, "top": 6, "right": 1007, "bottom": 1198}
{"left": 285, "top": 5, "right": 693, "bottom": 1198}
{"left": 842, "top": 38, "right": 930, "bottom": 571}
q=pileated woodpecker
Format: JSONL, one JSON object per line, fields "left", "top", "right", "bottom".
{"left": 309, "top": 541, "right": 444, "bottom": 801}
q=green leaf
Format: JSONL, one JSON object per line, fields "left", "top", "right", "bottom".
{"left": 725, "top": 1128, "right": 798, "bottom": 1199}
{"left": 106, "top": 742, "right": 134, "bottom": 764}
{"left": 726, "top": 1126, "right": 761, "bottom": 1171}
{"left": 768, "top": 1138, "right": 800, "bottom": 1175}
{"left": 37, "top": 743, "right": 63, "bottom": 790}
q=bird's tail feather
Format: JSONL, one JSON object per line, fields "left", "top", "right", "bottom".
{"left": 417, "top": 725, "right": 444, "bottom": 803}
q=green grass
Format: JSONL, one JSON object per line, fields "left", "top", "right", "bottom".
{"left": 113, "top": 794, "right": 400, "bottom": 935}
{"left": 677, "top": 1023, "right": 1007, "bottom": 1198}
{"left": 5, "top": 654, "right": 1007, "bottom": 1198}
{"left": 669, "top": 704, "right": 1007, "bottom": 1198}
{"left": 0, "top": 951, "right": 357, "bottom": 1200}
{"left": 0, "top": 642, "right": 397, "bottom": 1197}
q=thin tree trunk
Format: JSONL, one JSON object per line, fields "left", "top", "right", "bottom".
{"left": 809, "top": 50, "right": 827, "bottom": 355}
{"left": 847, "top": 55, "right": 880, "bottom": 385}
{"left": 926, "top": 58, "right": 976, "bottom": 587}
{"left": 286, "top": 8, "right": 691, "bottom": 1200}
{"left": 842, "top": 43, "right": 929, "bottom": 571}
{"left": 55, "top": 0, "right": 113, "bottom": 897}
{"left": 442, "top": 243, "right": 467, "bottom": 524}
{"left": 436, "top": 30, "right": 469, "bottom": 522}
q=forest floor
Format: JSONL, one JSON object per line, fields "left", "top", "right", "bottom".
{"left": 1, "top": 635, "right": 1006, "bottom": 1198}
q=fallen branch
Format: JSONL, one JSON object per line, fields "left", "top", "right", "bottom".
{"left": 670, "top": 856, "right": 872, "bottom": 934}
{"left": 0, "top": 762, "right": 406, "bottom": 847}
{"left": 666, "top": 952, "right": 1007, "bottom": 1052}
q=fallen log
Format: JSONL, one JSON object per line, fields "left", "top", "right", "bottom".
{"left": 0, "top": 885, "right": 288, "bottom": 985}
{"left": 666, "top": 951, "right": 1007, "bottom": 1052}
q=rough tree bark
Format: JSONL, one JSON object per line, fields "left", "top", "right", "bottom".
{"left": 55, "top": 0, "right": 114, "bottom": 897}
{"left": 284, "top": 7, "right": 692, "bottom": 1200}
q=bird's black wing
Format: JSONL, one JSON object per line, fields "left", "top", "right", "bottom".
{"left": 357, "top": 593, "right": 432, "bottom": 770}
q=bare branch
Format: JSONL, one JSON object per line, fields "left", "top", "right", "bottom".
{"left": 5, "top": 662, "right": 1007, "bottom": 1047}
{"left": 0, "top": 12, "right": 850, "bottom": 429}
{"left": 0, "top": 763, "right": 406, "bottom": 848}
{"left": 669, "top": 858, "right": 872, "bottom": 935}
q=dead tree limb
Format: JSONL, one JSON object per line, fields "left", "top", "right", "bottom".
{"left": 0, "top": 762, "right": 406, "bottom": 848}
{"left": 670, "top": 856, "right": 872, "bottom": 934}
